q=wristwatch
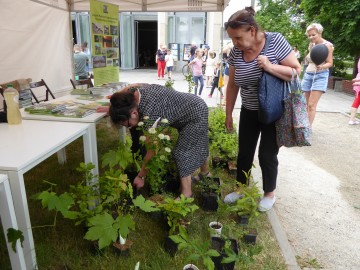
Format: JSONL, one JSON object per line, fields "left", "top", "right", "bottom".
{"left": 137, "top": 175, "right": 145, "bottom": 180}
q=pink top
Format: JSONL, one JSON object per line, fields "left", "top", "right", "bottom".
{"left": 354, "top": 59, "right": 360, "bottom": 95}
{"left": 191, "top": 58, "right": 203, "bottom": 76}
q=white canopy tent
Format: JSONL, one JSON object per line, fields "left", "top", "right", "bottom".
{"left": 0, "top": 0, "right": 234, "bottom": 108}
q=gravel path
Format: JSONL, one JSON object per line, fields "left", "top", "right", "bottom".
{"left": 254, "top": 112, "right": 360, "bottom": 269}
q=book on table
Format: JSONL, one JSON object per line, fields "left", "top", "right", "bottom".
{"left": 24, "top": 100, "right": 99, "bottom": 118}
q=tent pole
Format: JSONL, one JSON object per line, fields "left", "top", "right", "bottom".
{"left": 67, "top": 0, "right": 75, "bottom": 81}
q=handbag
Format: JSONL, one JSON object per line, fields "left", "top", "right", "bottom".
{"left": 258, "top": 33, "right": 288, "bottom": 124}
{"left": 276, "top": 70, "right": 312, "bottom": 147}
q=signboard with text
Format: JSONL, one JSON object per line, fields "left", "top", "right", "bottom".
{"left": 90, "top": 0, "right": 119, "bottom": 86}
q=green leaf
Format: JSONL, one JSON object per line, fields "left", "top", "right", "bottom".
{"left": 203, "top": 257, "right": 215, "bottom": 270}
{"left": 114, "top": 214, "right": 135, "bottom": 239}
{"left": 133, "top": 195, "right": 160, "bottom": 212}
{"left": 84, "top": 213, "right": 117, "bottom": 249}
{"left": 207, "top": 249, "right": 220, "bottom": 257}
{"left": 7, "top": 228, "right": 24, "bottom": 253}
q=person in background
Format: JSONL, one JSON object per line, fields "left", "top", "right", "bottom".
{"left": 189, "top": 42, "right": 197, "bottom": 62}
{"left": 81, "top": 41, "right": 90, "bottom": 73}
{"left": 348, "top": 58, "right": 360, "bottom": 125}
{"left": 155, "top": 44, "right": 167, "bottom": 80}
{"left": 208, "top": 61, "right": 223, "bottom": 98}
{"left": 188, "top": 48, "right": 205, "bottom": 96}
{"left": 205, "top": 51, "right": 216, "bottom": 87}
{"left": 222, "top": 43, "right": 234, "bottom": 104}
{"left": 103, "top": 83, "right": 211, "bottom": 198}
{"left": 223, "top": 7, "right": 301, "bottom": 211}
{"left": 301, "top": 23, "right": 334, "bottom": 126}
{"left": 165, "top": 49, "right": 174, "bottom": 81}
{"left": 73, "top": 44, "right": 89, "bottom": 79}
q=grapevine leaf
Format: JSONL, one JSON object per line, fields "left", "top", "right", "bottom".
{"left": 132, "top": 195, "right": 160, "bottom": 212}
{"left": 84, "top": 213, "right": 117, "bottom": 249}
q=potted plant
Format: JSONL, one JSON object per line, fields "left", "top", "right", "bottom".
{"left": 226, "top": 171, "right": 261, "bottom": 244}
{"left": 157, "top": 195, "right": 199, "bottom": 255}
{"left": 210, "top": 236, "right": 239, "bottom": 270}
{"left": 209, "top": 221, "right": 223, "bottom": 237}
{"left": 170, "top": 226, "right": 220, "bottom": 270}
{"left": 207, "top": 198, "right": 235, "bottom": 239}
{"left": 208, "top": 107, "right": 238, "bottom": 169}
{"left": 220, "top": 237, "right": 262, "bottom": 268}
{"left": 135, "top": 117, "right": 175, "bottom": 195}
{"left": 165, "top": 79, "right": 175, "bottom": 89}
{"left": 196, "top": 176, "right": 221, "bottom": 211}
{"left": 184, "top": 72, "right": 196, "bottom": 93}
{"left": 35, "top": 139, "right": 161, "bottom": 254}
{"left": 183, "top": 264, "right": 200, "bottom": 270}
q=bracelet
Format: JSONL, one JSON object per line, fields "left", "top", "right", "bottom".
{"left": 137, "top": 175, "right": 145, "bottom": 180}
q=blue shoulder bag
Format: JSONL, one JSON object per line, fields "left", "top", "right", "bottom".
{"left": 258, "top": 33, "right": 288, "bottom": 124}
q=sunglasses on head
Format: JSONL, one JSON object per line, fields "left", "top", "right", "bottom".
{"left": 224, "top": 20, "right": 250, "bottom": 30}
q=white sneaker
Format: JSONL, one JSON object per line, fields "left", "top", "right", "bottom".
{"left": 258, "top": 196, "right": 276, "bottom": 212}
{"left": 348, "top": 120, "right": 360, "bottom": 125}
{"left": 224, "top": 191, "right": 243, "bottom": 204}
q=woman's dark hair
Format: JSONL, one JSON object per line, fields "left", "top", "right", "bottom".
{"left": 109, "top": 91, "right": 137, "bottom": 124}
{"left": 224, "top": 6, "right": 259, "bottom": 31}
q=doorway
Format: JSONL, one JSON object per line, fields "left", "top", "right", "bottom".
{"left": 135, "top": 21, "right": 157, "bottom": 69}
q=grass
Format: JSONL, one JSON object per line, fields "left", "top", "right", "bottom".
{"left": 0, "top": 118, "right": 287, "bottom": 270}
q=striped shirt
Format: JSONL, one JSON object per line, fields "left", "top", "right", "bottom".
{"left": 228, "top": 32, "right": 292, "bottom": 110}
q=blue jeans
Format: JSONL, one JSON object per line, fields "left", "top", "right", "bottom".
{"left": 193, "top": 75, "right": 204, "bottom": 95}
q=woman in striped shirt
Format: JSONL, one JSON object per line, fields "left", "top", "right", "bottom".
{"left": 223, "top": 7, "right": 301, "bottom": 211}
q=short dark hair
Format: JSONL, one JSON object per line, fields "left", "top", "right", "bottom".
{"left": 109, "top": 91, "right": 136, "bottom": 124}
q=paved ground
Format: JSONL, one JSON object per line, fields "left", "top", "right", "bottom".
{"left": 119, "top": 69, "right": 359, "bottom": 269}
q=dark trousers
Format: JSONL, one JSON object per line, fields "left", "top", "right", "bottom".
{"left": 237, "top": 107, "right": 279, "bottom": 192}
{"left": 210, "top": 76, "right": 223, "bottom": 96}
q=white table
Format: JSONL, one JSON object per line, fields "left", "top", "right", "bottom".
{"left": 21, "top": 94, "right": 108, "bottom": 176}
{"left": 0, "top": 120, "right": 96, "bottom": 269}
{"left": 0, "top": 174, "right": 26, "bottom": 270}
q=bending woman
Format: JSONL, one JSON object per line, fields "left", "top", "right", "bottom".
{"left": 107, "top": 83, "right": 210, "bottom": 198}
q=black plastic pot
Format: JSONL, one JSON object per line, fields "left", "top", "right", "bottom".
{"left": 237, "top": 215, "right": 249, "bottom": 225}
{"left": 212, "top": 157, "right": 227, "bottom": 169}
{"left": 164, "top": 235, "right": 178, "bottom": 256}
{"left": 227, "top": 161, "right": 237, "bottom": 178}
{"left": 199, "top": 192, "right": 218, "bottom": 211}
{"left": 211, "top": 237, "right": 238, "bottom": 270}
{"left": 162, "top": 174, "right": 180, "bottom": 194}
{"left": 113, "top": 239, "right": 133, "bottom": 256}
{"left": 244, "top": 228, "right": 257, "bottom": 245}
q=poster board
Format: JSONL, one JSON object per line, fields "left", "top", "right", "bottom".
{"left": 168, "top": 43, "right": 180, "bottom": 62}
{"left": 183, "top": 44, "right": 192, "bottom": 61}
{"left": 90, "top": 0, "right": 119, "bottom": 86}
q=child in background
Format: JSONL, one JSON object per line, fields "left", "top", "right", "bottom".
{"left": 205, "top": 51, "right": 215, "bottom": 87}
{"left": 165, "top": 49, "right": 174, "bottom": 81}
{"left": 188, "top": 48, "right": 204, "bottom": 95}
{"left": 349, "top": 58, "right": 360, "bottom": 125}
{"left": 208, "top": 61, "right": 223, "bottom": 98}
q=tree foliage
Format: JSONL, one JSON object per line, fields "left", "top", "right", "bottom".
{"left": 255, "top": 0, "right": 308, "bottom": 57}
{"left": 255, "top": 0, "right": 360, "bottom": 75}
{"left": 301, "top": 0, "right": 360, "bottom": 58}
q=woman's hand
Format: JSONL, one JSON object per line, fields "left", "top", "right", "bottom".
{"left": 133, "top": 176, "right": 145, "bottom": 189}
{"left": 225, "top": 115, "right": 234, "bottom": 133}
{"left": 96, "top": 106, "right": 109, "bottom": 113}
{"left": 257, "top": 55, "right": 270, "bottom": 70}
